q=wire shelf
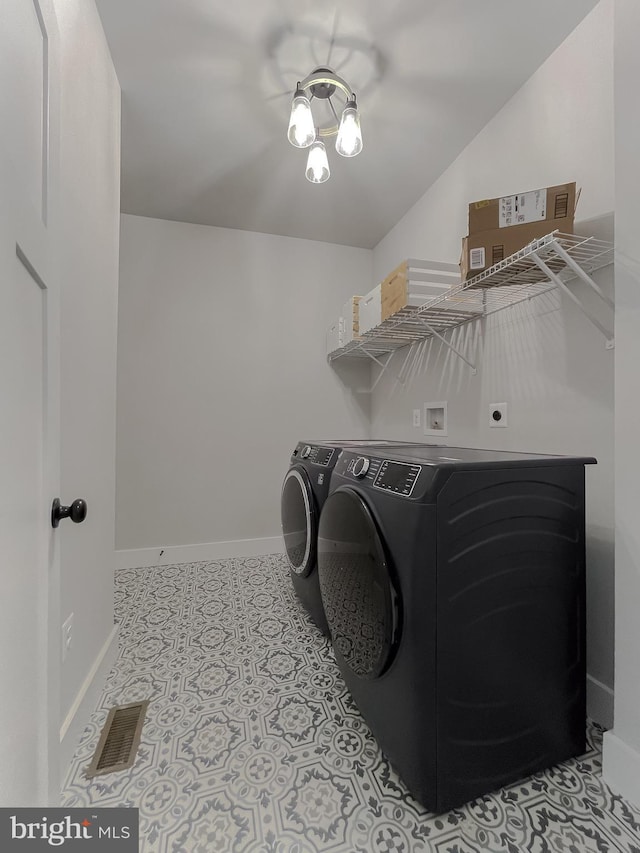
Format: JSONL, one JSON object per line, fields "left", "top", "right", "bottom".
{"left": 327, "top": 231, "right": 614, "bottom": 363}
{"left": 464, "top": 232, "right": 613, "bottom": 290}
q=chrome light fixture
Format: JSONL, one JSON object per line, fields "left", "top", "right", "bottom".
{"left": 286, "top": 67, "right": 363, "bottom": 184}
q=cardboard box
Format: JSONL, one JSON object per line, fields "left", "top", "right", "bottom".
{"left": 468, "top": 182, "right": 576, "bottom": 236}
{"left": 342, "top": 296, "right": 362, "bottom": 344}
{"left": 358, "top": 259, "right": 468, "bottom": 335}
{"left": 358, "top": 284, "right": 382, "bottom": 335}
{"left": 326, "top": 318, "right": 344, "bottom": 355}
{"left": 460, "top": 212, "right": 574, "bottom": 283}
{"left": 460, "top": 181, "right": 577, "bottom": 282}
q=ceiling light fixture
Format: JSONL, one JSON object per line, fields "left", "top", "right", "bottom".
{"left": 287, "top": 67, "right": 363, "bottom": 184}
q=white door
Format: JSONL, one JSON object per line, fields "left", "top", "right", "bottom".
{"left": 0, "top": 0, "right": 62, "bottom": 806}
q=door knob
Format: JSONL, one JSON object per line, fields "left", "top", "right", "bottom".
{"left": 51, "top": 498, "right": 87, "bottom": 528}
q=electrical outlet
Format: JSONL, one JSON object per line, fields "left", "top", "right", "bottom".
{"left": 412, "top": 408, "right": 421, "bottom": 428}
{"left": 489, "top": 402, "right": 508, "bottom": 428}
{"left": 62, "top": 613, "right": 73, "bottom": 662}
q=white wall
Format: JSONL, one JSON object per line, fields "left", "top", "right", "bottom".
{"left": 373, "top": 0, "right": 613, "bottom": 280}
{"left": 116, "top": 215, "right": 371, "bottom": 556}
{"left": 367, "top": 0, "right": 615, "bottom": 724}
{"left": 602, "top": 0, "right": 640, "bottom": 808}
{"left": 56, "top": 0, "right": 120, "bottom": 749}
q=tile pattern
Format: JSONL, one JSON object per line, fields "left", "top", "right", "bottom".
{"left": 62, "top": 556, "right": 640, "bottom": 853}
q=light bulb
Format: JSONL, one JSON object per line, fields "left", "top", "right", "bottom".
{"left": 336, "top": 96, "right": 363, "bottom": 157}
{"left": 305, "top": 139, "right": 330, "bottom": 183}
{"left": 287, "top": 85, "right": 315, "bottom": 148}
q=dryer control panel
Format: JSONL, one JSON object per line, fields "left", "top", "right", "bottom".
{"left": 338, "top": 452, "right": 423, "bottom": 498}
{"left": 373, "top": 460, "right": 421, "bottom": 497}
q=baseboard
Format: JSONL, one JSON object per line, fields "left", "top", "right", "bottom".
{"left": 587, "top": 673, "right": 615, "bottom": 729}
{"left": 603, "top": 730, "right": 640, "bottom": 809}
{"left": 115, "top": 536, "right": 285, "bottom": 570}
{"left": 59, "top": 624, "right": 120, "bottom": 784}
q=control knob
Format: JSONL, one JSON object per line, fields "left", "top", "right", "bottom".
{"left": 301, "top": 445, "right": 312, "bottom": 459}
{"left": 352, "top": 456, "right": 370, "bottom": 478}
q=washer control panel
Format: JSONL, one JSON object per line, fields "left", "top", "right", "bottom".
{"left": 310, "top": 445, "right": 335, "bottom": 466}
{"left": 373, "top": 460, "right": 421, "bottom": 497}
{"left": 293, "top": 444, "right": 336, "bottom": 467}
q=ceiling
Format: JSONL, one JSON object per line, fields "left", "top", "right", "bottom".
{"left": 95, "top": 0, "right": 599, "bottom": 249}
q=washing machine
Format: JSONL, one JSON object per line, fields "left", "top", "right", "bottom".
{"left": 317, "top": 443, "right": 596, "bottom": 811}
{"left": 281, "top": 440, "right": 423, "bottom": 634}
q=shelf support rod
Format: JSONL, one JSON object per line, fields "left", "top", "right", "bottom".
{"left": 530, "top": 252, "right": 614, "bottom": 347}
{"left": 371, "top": 349, "right": 392, "bottom": 392}
{"left": 390, "top": 340, "right": 419, "bottom": 391}
{"left": 550, "top": 240, "right": 614, "bottom": 309}
{"left": 398, "top": 339, "right": 422, "bottom": 385}
{"left": 359, "top": 348, "right": 387, "bottom": 369}
{"left": 416, "top": 318, "right": 477, "bottom": 374}
{"left": 360, "top": 348, "right": 405, "bottom": 391}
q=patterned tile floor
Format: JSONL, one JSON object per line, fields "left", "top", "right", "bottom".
{"left": 62, "top": 556, "right": 640, "bottom": 853}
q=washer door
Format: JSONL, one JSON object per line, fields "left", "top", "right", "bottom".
{"left": 281, "top": 467, "right": 317, "bottom": 577}
{"left": 317, "top": 488, "right": 401, "bottom": 679}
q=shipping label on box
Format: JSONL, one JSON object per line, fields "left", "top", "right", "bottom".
{"left": 468, "top": 182, "right": 576, "bottom": 235}
{"left": 460, "top": 211, "right": 575, "bottom": 283}
{"left": 469, "top": 246, "right": 485, "bottom": 270}
{"left": 499, "top": 189, "right": 547, "bottom": 228}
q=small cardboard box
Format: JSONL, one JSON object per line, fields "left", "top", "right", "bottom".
{"left": 358, "top": 259, "right": 466, "bottom": 335}
{"left": 342, "top": 296, "right": 362, "bottom": 344}
{"left": 326, "top": 318, "right": 344, "bottom": 355}
{"left": 358, "top": 284, "right": 382, "bottom": 336}
{"left": 467, "top": 182, "right": 576, "bottom": 235}
{"left": 460, "top": 211, "right": 574, "bottom": 283}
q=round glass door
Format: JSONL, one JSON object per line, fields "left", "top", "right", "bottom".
{"left": 281, "top": 467, "right": 316, "bottom": 577}
{"left": 317, "top": 488, "right": 401, "bottom": 679}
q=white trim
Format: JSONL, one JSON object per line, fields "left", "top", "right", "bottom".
{"left": 587, "top": 674, "right": 614, "bottom": 729}
{"left": 603, "top": 730, "right": 640, "bottom": 809}
{"left": 115, "top": 537, "right": 285, "bottom": 570}
{"left": 59, "top": 624, "right": 120, "bottom": 785}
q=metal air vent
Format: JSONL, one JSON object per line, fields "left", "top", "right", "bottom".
{"left": 85, "top": 700, "right": 149, "bottom": 778}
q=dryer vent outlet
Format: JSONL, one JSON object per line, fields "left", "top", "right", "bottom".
{"left": 489, "top": 402, "right": 508, "bottom": 428}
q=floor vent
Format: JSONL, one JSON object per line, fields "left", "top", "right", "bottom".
{"left": 85, "top": 700, "right": 149, "bottom": 778}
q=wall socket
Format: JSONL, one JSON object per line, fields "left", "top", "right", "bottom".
{"left": 412, "top": 408, "right": 421, "bottom": 428}
{"left": 489, "top": 402, "right": 508, "bottom": 427}
{"left": 62, "top": 613, "right": 73, "bottom": 662}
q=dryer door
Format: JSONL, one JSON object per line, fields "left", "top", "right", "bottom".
{"left": 317, "top": 487, "right": 401, "bottom": 679}
{"left": 281, "top": 467, "right": 317, "bottom": 577}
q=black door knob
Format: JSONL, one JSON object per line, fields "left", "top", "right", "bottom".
{"left": 51, "top": 498, "right": 87, "bottom": 529}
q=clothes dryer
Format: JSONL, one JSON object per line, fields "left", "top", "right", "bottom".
{"left": 281, "top": 440, "right": 421, "bottom": 634}
{"left": 317, "top": 444, "right": 596, "bottom": 810}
